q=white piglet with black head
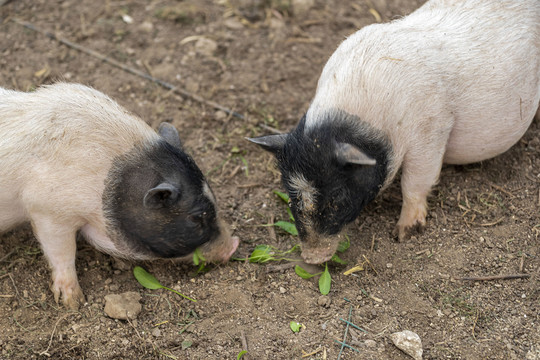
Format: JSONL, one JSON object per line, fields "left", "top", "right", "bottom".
{"left": 250, "top": 0, "right": 540, "bottom": 264}
{"left": 0, "top": 83, "right": 238, "bottom": 309}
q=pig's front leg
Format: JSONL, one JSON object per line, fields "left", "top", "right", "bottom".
{"left": 396, "top": 135, "right": 449, "bottom": 241}
{"left": 31, "top": 215, "right": 84, "bottom": 310}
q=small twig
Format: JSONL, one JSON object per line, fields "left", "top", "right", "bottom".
{"left": 0, "top": 249, "right": 16, "bottom": 263}
{"left": 236, "top": 183, "right": 263, "bottom": 189}
{"left": 301, "top": 347, "right": 323, "bottom": 358}
{"left": 240, "top": 330, "right": 249, "bottom": 359}
{"left": 519, "top": 256, "right": 525, "bottom": 273}
{"left": 487, "top": 182, "right": 515, "bottom": 198}
{"left": 12, "top": 18, "right": 244, "bottom": 120}
{"left": 39, "top": 313, "right": 74, "bottom": 356}
{"left": 471, "top": 309, "right": 479, "bottom": 341}
{"left": 267, "top": 214, "right": 277, "bottom": 242}
{"left": 456, "top": 274, "right": 530, "bottom": 281}
{"left": 258, "top": 124, "right": 283, "bottom": 135}
{"left": 466, "top": 217, "right": 504, "bottom": 227}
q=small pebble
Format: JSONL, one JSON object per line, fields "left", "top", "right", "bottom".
{"left": 317, "top": 295, "right": 331, "bottom": 308}
{"left": 365, "top": 339, "right": 377, "bottom": 348}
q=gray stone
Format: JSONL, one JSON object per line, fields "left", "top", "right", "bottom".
{"left": 104, "top": 292, "right": 142, "bottom": 320}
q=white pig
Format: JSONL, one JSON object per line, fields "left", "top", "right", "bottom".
{"left": 249, "top": 0, "right": 540, "bottom": 263}
{"left": 0, "top": 83, "right": 239, "bottom": 309}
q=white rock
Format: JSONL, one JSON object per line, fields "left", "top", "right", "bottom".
{"left": 390, "top": 330, "right": 423, "bottom": 360}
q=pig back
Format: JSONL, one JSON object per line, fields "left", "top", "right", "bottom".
{"left": 0, "top": 83, "right": 159, "bottom": 224}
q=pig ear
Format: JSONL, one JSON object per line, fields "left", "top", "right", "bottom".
{"left": 144, "top": 182, "right": 181, "bottom": 209}
{"left": 246, "top": 134, "right": 287, "bottom": 154}
{"left": 335, "top": 142, "right": 376, "bottom": 166}
{"left": 158, "top": 123, "right": 182, "bottom": 149}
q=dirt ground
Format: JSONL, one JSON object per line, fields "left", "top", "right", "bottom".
{"left": 0, "top": 0, "right": 539, "bottom": 359}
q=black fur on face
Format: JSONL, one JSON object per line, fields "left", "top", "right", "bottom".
{"left": 276, "top": 110, "right": 390, "bottom": 237}
{"left": 103, "top": 139, "right": 220, "bottom": 259}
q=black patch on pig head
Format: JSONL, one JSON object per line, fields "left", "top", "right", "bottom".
{"left": 251, "top": 111, "right": 390, "bottom": 238}
{"left": 103, "top": 138, "right": 220, "bottom": 259}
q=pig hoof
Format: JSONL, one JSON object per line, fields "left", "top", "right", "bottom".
{"left": 51, "top": 281, "right": 85, "bottom": 310}
{"left": 395, "top": 221, "right": 425, "bottom": 241}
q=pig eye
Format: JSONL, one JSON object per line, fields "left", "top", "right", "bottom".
{"left": 189, "top": 211, "right": 210, "bottom": 226}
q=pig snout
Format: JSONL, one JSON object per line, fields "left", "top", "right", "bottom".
{"left": 197, "top": 219, "right": 239, "bottom": 262}
{"left": 299, "top": 230, "right": 341, "bottom": 264}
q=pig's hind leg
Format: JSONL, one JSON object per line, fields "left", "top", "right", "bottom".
{"left": 31, "top": 215, "right": 85, "bottom": 310}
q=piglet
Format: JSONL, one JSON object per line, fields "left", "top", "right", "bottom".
{"left": 0, "top": 83, "right": 239, "bottom": 309}
{"left": 249, "top": 0, "right": 540, "bottom": 264}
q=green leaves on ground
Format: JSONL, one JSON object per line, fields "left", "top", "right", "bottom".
{"left": 273, "top": 221, "right": 298, "bottom": 236}
{"left": 192, "top": 248, "right": 207, "bottom": 273}
{"left": 247, "top": 244, "right": 300, "bottom": 263}
{"left": 237, "top": 350, "right": 248, "bottom": 359}
{"left": 271, "top": 190, "right": 297, "bottom": 234}
{"left": 294, "top": 263, "right": 331, "bottom": 295}
{"left": 318, "top": 264, "right": 331, "bottom": 295}
{"left": 294, "top": 265, "right": 321, "bottom": 279}
{"left": 133, "top": 266, "right": 197, "bottom": 302}
{"left": 289, "top": 321, "right": 301, "bottom": 333}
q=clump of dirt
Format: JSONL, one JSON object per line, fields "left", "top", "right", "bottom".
{"left": 0, "top": 0, "right": 538, "bottom": 359}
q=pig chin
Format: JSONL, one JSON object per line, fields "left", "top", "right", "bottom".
{"left": 300, "top": 229, "right": 341, "bottom": 264}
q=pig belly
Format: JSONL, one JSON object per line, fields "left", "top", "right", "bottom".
{"left": 443, "top": 110, "right": 536, "bottom": 165}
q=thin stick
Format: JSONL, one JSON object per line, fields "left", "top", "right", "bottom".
{"left": 0, "top": 249, "right": 16, "bottom": 263}
{"left": 457, "top": 274, "right": 530, "bottom": 281}
{"left": 240, "top": 330, "right": 249, "bottom": 359}
{"left": 39, "top": 313, "right": 73, "bottom": 356}
{"left": 258, "top": 124, "right": 283, "bottom": 134}
{"left": 12, "top": 19, "right": 244, "bottom": 120}
{"left": 301, "top": 347, "right": 323, "bottom": 358}
{"left": 487, "top": 182, "right": 515, "bottom": 198}
{"left": 267, "top": 214, "right": 277, "bottom": 242}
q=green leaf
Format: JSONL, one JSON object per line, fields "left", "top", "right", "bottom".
{"left": 133, "top": 266, "right": 197, "bottom": 302}
{"left": 331, "top": 253, "right": 347, "bottom": 265}
{"left": 133, "top": 266, "right": 164, "bottom": 290}
{"left": 273, "top": 190, "right": 290, "bottom": 203}
{"left": 337, "top": 235, "right": 351, "bottom": 253}
{"left": 289, "top": 321, "right": 301, "bottom": 333}
{"left": 274, "top": 221, "right": 298, "bottom": 236}
{"left": 237, "top": 350, "right": 248, "bottom": 360}
{"left": 286, "top": 207, "right": 295, "bottom": 222}
{"left": 193, "top": 248, "right": 206, "bottom": 266}
{"left": 181, "top": 340, "right": 193, "bottom": 350}
{"left": 319, "top": 263, "right": 331, "bottom": 295}
{"left": 248, "top": 245, "right": 274, "bottom": 263}
{"left": 294, "top": 265, "right": 321, "bottom": 279}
